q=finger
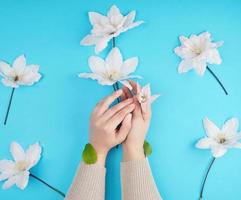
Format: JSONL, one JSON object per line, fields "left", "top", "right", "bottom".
{"left": 102, "top": 98, "right": 134, "bottom": 121}
{"left": 123, "top": 85, "right": 132, "bottom": 98}
{"left": 109, "top": 103, "right": 135, "bottom": 129}
{"left": 141, "top": 101, "right": 152, "bottom": 121}
{"left": 121, "top": 85, "right": 127, "bottom": 101}
{"left": 95, "top": 89, "right": 123, "bottom": 115}
{"left": 128, "top": 80, "right": 138, "bottom": 95}
{"left": 116, "top": 113, "right": 132, "bottom": 143}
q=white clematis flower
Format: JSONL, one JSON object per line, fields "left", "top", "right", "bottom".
{"left": 79, "top": 47, "right": 141, "bottom": 88}
{"left": 81, "top": 5, "right": 144, "bottom": 53}
{"left": 196, "top": 117, "right": 241, "bottom": 158}
{"left": 174, "top": 32, "right": 223, "bottom": 76}
{"left": 0, "top": 142, "right": 41, "bottom": 190}
{"left": 137, "top": 83, "right": 160, "bottom": 104}
{"left": 0, "top": 55, "right": 41, "bottom": 88}
{"left": 137, "top": 83, "right": 160, "bottom": 112}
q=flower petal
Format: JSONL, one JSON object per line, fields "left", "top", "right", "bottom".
{"left": 203, "top": 118, "right": 220, "bottom": 138}
{"left": 95, "top": 36, "right": 111, "bottom": 53}
{"left": 106, "top": 47, "right": 123, "bottom": 71}
{"left": 2, "top": 176, "right": 17, "bottom": 190}
{"left": 119, "top": 75, "right": 142, "bottom": 81}
{"left": 26, "top": 143, "right": 41, "bottom": 169}
{"left": 123, "top": 11, "right": 136, "bottom": 27}
{"left": 88, "top": 12, "right": 108, "bottom": 26}
{"left": 178, "top": 60, "right": 193, "bottom": 74}
{"left": 232, "top": 142, "right": 241, "bottom": 149}
{"left": 222, "top": 118, "right": 239, "bottom": 136}
{"left": 81, "top": 34, "right": 100, "bottom": 46}
{"left": 121, "top": 57, "right": 138, "bottom": 76}
{"left": 0, "top": 160, "right": 15, "bottom": 181}
{"left": 13, "top": 55, "right": 26, "bottom": 70}
{"left": 88, "top": 56, "right": 106, "bottom": 74}
{"left": 195, "top": 138, "right": 215, "bottom": 149}
{"left": 15, "top": 171, "right": 30, "bottom": 190}
{"left": 0, "top": 160, "right": 15, "bottom": 172}
{"left": 107, "top": 5, "right": 122, "bottom": 18}
{"left": 211, "top": 146, "right": 227, "bottom": 158}
{"left": 122, "top": 21, "right": 144, "bottom": 32}
{"left": 10, "top": 142, "right": 25, "bottom": 162}
{"left": 212, "top": 41, "right": 224, "bottom": 48}
{"left": 199, "top": 32, "right": 211, "bottom": 42}
{"left": 2, "top": 79, "right": 19, "bottom": 88}
{"left": 194, "top": 60, "right": 207, "bottom": 76}
{"left": 150, "top": 94, "right": 160, "bottom": 103}
{"left": 18, "top": 65, "right": 41, "bottom": 86}
{"left": 207, "top": 49, "right": 222, "bottom": 65}
{"left": 0, "top": 61, "right": 13, "bottom": 78}
{"left": 79, "top": 73, "right": 102, "bottom": 81}
{"left": 142, "top": 84, "right": 151, "bottom": 97}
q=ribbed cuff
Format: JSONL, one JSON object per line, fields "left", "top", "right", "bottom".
{"left": 121, "top": 158, "right": 162, "bottom": 200}
{"left": 65, "top": 162, "right": 106, "bottom": 200}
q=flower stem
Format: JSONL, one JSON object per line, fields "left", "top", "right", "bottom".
{"left": 111, "top": 37, "right": 121, "bottom": 103}
{"left": 113, "top": 82, "right": 121, "bottom": 103}
{"left": 4, "top": 88, "right": 15, "bottom": 125}
{"left": 30, "top": 173, "right": 65, "bottom": 198}
{"left": 112, "top": 37, "right": 116, "bottom": 48}
{"left": 199, "top": 157, "right": 216, "bottom": 200}
{"left": 206, "top": 66, "right": 228, "bottom": 95}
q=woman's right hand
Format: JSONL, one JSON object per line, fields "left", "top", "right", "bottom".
{"left": 89, "top": 89, "right": 135, "bottom": 166}
{"left": 121, "top": 81, "right": 152, "bottom": 161}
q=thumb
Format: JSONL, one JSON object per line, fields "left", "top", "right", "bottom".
{"left": 116, "top": 113, "right": 132, "bottom": 143}
{"left": 142, "top": 101, "right": 152, "bottom": 121}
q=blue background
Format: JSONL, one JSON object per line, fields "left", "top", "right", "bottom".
{"left": 0, "top": 0, "right": 241, "bottom": 199}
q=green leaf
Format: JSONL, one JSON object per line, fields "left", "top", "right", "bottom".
{"left": 82, "top": 143, "right": 97, "bottom": 164}
{"left": 143, "top": 140, "right": 152, "bottom": 157}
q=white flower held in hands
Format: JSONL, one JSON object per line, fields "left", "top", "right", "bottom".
{"left": 0, "top": 142, "right": 65, "bottom": 197}
{"left": 81, "top": 5, "right": 144, "bottom": 53}
{"left": 79, "top": 47, "right": 142, "bottom": 89}
{"left": 174, "top": 31, "right": 228, "bottom": 95}
{"left": 195, "top": 117, "right": 241, "bottom": 200}
{"left": 137, "top": 83, "right": 160, "bottom": 113}
{"left": 0, "top": 55, "right": 41, "bottom": 125}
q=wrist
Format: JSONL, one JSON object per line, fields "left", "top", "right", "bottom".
{"left": 122, "top": 143, "right": 145, "bottom": 162}
{"left": 90, "top": 143, "right": 109, "bottom": 166}
{"left": 95, "top": 152, "right": 107, "bottom": 166}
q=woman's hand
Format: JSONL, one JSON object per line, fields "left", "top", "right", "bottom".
{"left": 121, "top": 81, "right": 152, "bottom": 161}
{"left": 89, "top": 89, "right": 135, "bottom": 165}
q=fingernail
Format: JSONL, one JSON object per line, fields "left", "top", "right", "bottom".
{"left": 117, "top": 89, "right": 123, "bottom": 94}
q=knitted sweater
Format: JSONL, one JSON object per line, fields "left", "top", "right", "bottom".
{"left": 65, "top": 158, "right": 162, "bottom": 200}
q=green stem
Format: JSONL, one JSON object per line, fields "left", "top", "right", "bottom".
{"left": 112, "top": 37, "right": 116, "bottom": 48}
{"left": 199, "top": 157, "right": 216, "bottom": 200}
{"left": 4, "top": 88, "right": 15, "bottom": 125}
{"left": 30, "top": 174, "right": 65, "bottom": 198}
{"left": 206, "top": 66, "right": 228, "bottom": 95}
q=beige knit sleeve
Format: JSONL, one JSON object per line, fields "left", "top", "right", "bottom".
{"left": 121, "top": 158, "right": 162, "bottom": 200}
{"left": 65, "top": 162, "right": 106, "bottom": 200}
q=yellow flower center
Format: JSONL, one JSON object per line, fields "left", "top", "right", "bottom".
{"left": 15, "top": 161, "right": 28, "bottom": 171}
{"left": 139, "top": 93, "right": 148, "bottom": 103}
{"left": 14, "top": 76, "right": 19, "bottom": 82}
{"left": 193, "top": 47, "right": 202, "bottom": 55}
{"left": 108, "top": 70, "right": 120, "bottom": 81}
{"left": 217, "top": 133, "right": 227, "bottom": 144}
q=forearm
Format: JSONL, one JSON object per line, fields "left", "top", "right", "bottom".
{"left": 121, "top": 146, "right": 162, "bottom": 200}
{"left": 65, "top": 162, "right": 106, "bottom": 200}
